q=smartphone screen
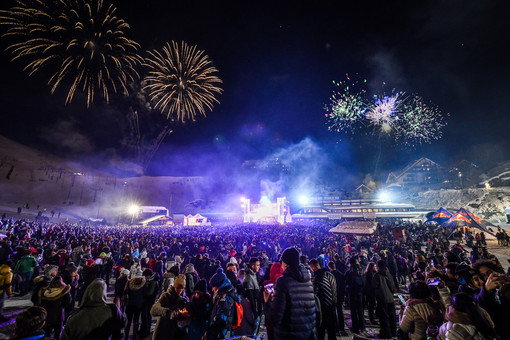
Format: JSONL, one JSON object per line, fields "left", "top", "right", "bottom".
{"left": 427, "top": 278, "right": 440, "bottom": 286}
{"left": 398, "top": 294, "right": 406, "bottom": 305}
{"left": 265, "top": 283, "right": 274, "bottom": 294}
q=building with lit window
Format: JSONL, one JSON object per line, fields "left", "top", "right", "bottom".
{"left": 386, "top": 157, "right": 444, "bottom": 190}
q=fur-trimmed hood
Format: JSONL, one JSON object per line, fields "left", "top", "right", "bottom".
{"left": 128, "top": 277, "right": 146, "bottom": 291}
{"left": 40, "top": 284, "right": 71, "bottom": 301}
{"left": 163, "top": 272, "right": 175, "bottom": 279}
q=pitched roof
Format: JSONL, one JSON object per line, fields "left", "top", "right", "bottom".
{"left": 386, "top": 157, "right": 440, "bottom": 183}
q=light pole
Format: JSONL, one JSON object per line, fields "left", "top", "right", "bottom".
{"left": 459, "top": 172, "right": 463, "bottom": 189}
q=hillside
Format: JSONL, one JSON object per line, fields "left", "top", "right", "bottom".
{"left": 0, "top": 136, "right": 209, "bottom": 221}
{"left": 402, "top": 187, "right": 510, "bottom": 223}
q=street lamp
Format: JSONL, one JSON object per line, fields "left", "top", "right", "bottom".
{"left": 458, "top": 172, "right": 463, "bottom": 189}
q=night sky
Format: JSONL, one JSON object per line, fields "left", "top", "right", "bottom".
{"left": 1, "top": 1, "right": 509, "bottom": 182}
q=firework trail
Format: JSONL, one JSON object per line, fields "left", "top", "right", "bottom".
{"left": 0, "top": 0, "right": 142, "bottom": 106}
{"left": 143, "top": 41, "right": 223, "bottom": 123}
{"left": 325, "top": 75, "right": 447, "bottom": 147}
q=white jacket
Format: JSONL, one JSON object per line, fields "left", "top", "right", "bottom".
{"left": 438, "top": 321, "right": 486, "bottom": 340}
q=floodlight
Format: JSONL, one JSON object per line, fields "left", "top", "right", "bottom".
{"left": 378, "top": 191, "right": 390, "bottom": 202}
{"left": 127, "top": 205, "right": 139, "bottom": 215}
{"left": 299, "top": 195, "right": 309, "bottom": 205}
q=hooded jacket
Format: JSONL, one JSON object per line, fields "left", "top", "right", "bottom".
{"left": 124, "top": 277, "right": 146, "bottom": 309}
{"left": 373, "top": 266, "right": 395, "bottom": 304}
{"left": 150, "top": 286, "right": 188, "bottom": 340}
{"left": 399, "top": 298, "right": 444, "bottom": 340}
{"left": 265, "top": 264, "right": 316, "bottom": 340}
{"left": 243, "top": 264, "right": 262, "bottom": 317}
{"left": 0, "top": 264, "right": 12, "bottom": 296}
{"left": 38, "top": 284, "right": 71, "bottom": 327}
{"left": 438, "top": 305, "right": 494, "bottom": 340}
{"left": 61, "top": 279, "right": 126, "bottom": 340}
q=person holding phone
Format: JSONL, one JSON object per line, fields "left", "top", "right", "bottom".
{"left": 263, "top": 247, "right": 316, "bottom": 340}
{"left": 399, "top": 280, "right": 443, "bottom": 340}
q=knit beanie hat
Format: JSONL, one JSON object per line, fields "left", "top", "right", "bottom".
{"left": 121, "top": 268, "right": 130, "bottom": 277}
{"left": 194, "top": 279, "right": 207, "bottom": 293}
{"left": 209, "top": 268, "right": 227, "bottom": 288}
{"left": 174, "top": 274, "right": 186, "bottom": 289}
{"left": 281, "top": 247, "right": 300, "bottom": 268}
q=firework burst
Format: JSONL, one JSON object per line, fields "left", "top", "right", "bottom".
{"left": 395, "top": 95, "right": 447, "bottom": 146}
{"left": 143, "top": 41, "right": 223, "bottom": 122}
{"left": 325, "top": 75, "right": 447, "bottom": 147}
{"left": 0, "top": 0, "right": 142, "bottom": 106}
{"left": 365, "top": 93, "right": 402, "bottom": 133}
{"left": 325, "top": 75, "right": 367, "bottom": 134}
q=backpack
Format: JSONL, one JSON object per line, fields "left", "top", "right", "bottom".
{"left": 232, "top": 298, "right": 243, "bottom": 330}
{"left": 218, "top": 292, "right": 243, "bottom": 330}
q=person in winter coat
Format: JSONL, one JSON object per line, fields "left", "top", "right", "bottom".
{"left": 328, "top": 261, "right": 347, "bottom": 335}
{"left": 123, "top": 276, "right": 146, "bottom": 339}
{"left": 309, "top": 258, "right": 337, "bottom": 340}
{"left": 150, "top": 274, "right": 188, "bottom": 340}
{"left": 225, "top": 263, "right": 243, "bottom": 295}
{"left": 259, "top": 262, "right": 284, "bottom": 340}
{"left": 184, "top": 263, "right": 199, "bottom": 299}
{"left": 187, "top": 279, "right": 212, "bottom": 340}
{"left": 162, "top": 267, "right": 177, "bottom": 293}
{"left": 242, "top": 257, "right": 262, "bottom": 335}
{"left": 345, "top": 256, "right": 366, "bottom": 334}
{"left": 114, "top": 268, "right": 130, "bottom": 312}
{"left": 61, "top": 262, "right": 79, "bottom": 321}
{"left": 0, "top": 260, "right": 13, "bottom": 322}
{"left": 61, "top": 278, "right": 126, "bottom": 340}
{"left": 37, "top": 275, "right": 71, "bottom": 339}
{"left": 31, "top": 264, "right": 58, "bottom": 305}
{"left": 13, "top": 250, "right": 38, "bottom": 296}
{"left": 438, "top": 292, "right": 496, "bottom": 340}
{"left": 140, "top": 269, "right": 159, "bottom": 337}
{"left": 364, "top": 262, "right": 378, "bottom": 325}
{"left": 130, "top": 258, "right": 143, "bottom": 278}
{"left": 385, "top": 251, "right": 400, "bottom": 289}
{"left": 101, "top": 254, "right": 115, "bottom": 289}
{"left": 263, "top": 247, "right": 316, "bottom": 340}
{"left": 472, "top": 259, "right": 510, "bottom": 338}
{"left": 79, "top": 258, "right": 98, "bottom": 302}
{"left": 205, "top": 268, "right": 241, "bottom": 340}
{"left": 373, "top": 259, "right": 397, "bottom": 339}
{"left": 399, "top": 280, "right": 443, "bottom": 340}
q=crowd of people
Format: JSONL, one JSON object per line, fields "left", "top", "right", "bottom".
{"left": 0, "top": 216, "right": 509, "bottom": 340}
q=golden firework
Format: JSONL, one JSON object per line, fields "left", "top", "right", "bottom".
{"left": 0, "top": 0, "right": 142, "bottom": 107}
{"left": 143, "top": 41, "right": 223, "bottom": 122}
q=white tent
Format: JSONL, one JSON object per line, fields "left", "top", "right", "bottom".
{"left": 329, "top": 220, "right": 378, "bottom": 235}
{"left": 184, "top": 214, "right": 211, "bottom": 226}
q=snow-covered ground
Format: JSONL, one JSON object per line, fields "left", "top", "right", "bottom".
{"left": 402, "top": 187, "right": 510, "bottom": 224}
